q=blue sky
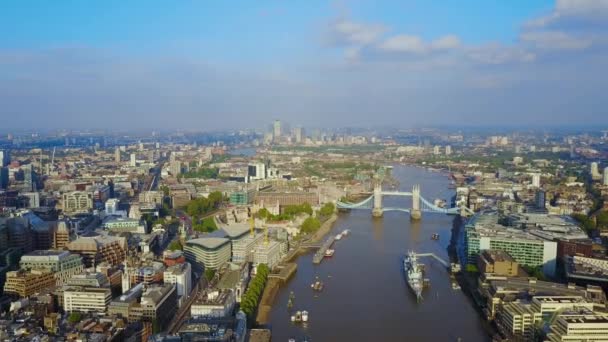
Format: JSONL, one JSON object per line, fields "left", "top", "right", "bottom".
{"left": 1, "top": 0, "right": 607, "bottom": 130}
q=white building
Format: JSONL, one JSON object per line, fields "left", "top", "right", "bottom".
{"left": 63, "top": 287, "right": 112, "bottom": 313}
{"left": 445, "top": 145, "right": 452, "bottom": 155}
{"left": 604, "top": 167, "right": 608, "bottom": 186}
{"left": 62, "top": 191, "right": 93, "bottom": 213}
{"left": 130, "top": 153, "right": 137, "bottom": 167}
{"left": 532, "top": 173, "right": 541, "bottom": 188}
{"left": 184, "top": 238, "right": 232, "bottom": 271}
{"left": 546, "top": 309, "right": 608, "bottom": 341}
{"left": 105, "top": 198, "right": 119, "bottom": 215}
{"left": 253, "top": 241, "right": 282, "bottom": 269}
{"left": 232, "top": 233, "right": 264, "bottom": 264}
{"left": 164, "top": 262, "right": 192, "bottom": 307}
{"left": 191, "top": 289, "right": 236, "bottom": 318}
{"left": 591, "top": 162, "right": 602, "bottom": 180}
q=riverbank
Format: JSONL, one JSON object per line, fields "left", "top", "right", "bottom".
{"left": 255, "top": 212, "right": 339, "bottom": 325}
{"left": 310, "top": 213, "right": 338, "bottom": 243}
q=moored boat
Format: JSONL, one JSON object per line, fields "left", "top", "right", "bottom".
{"left": 324, "top": 249, "right": 335, "bottom": 257}
{"left": 404, "top": 251, "right": 424, "bottom": 301}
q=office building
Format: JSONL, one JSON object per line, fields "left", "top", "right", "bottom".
{"left": 232, "top": 232, "right": 264, "bottom": 264}
{"left": 293, "top": 127, "right": 303, "bottom": 143}
{"left": 604, "top": 167, "right": 608, "bottom": 186}
{"left": 247, "top": 162, "right": 266, "bottom": 182}
{"left": 3, "top": 269, "right": 55, "bottom": 297}
{"left": 184, "top": 238, "right": 231, "bottom": 271}
{"left": 67, "top": 235, "right": 126, "bottom": 267}
{"left": 20, "top": 250, "right": 84, "bottom": 286}
{"left": 445, "top": 145, "right": 452, "bottom": 155}
{"left": 532, "top": 173, "right": 540, "bottom": 188}
{"left": 22, "top": 192, "right": 40, "bottom": 208}
{"left": 114, "top": 147, "right": 121, "bottom": 163}
{"left": 102, "top": 217, "right": 147, "bottom": 234}
{"left": 0, "top": 167, "right": 8, "bottom": 189}
{"left": 546, "top": 308, "right": 608, "bottom": 341}
{"left": 191, "top": 289, "right": 236, "bottom": 318}
{"left": 253, "top": 241, "right": 282, "bottom": 269}
{"left": 62, "top": 191, "right": 93, "bottom": 213}
{"left": 63, "top": 286, "right": 112, "bottom": 313}
{"left": 535, "top": 189, "right": 546, "bottom": 210}
{"left": 496, "top": 302, "right": 540, "bottom": 340}
{"left": 465, "top": 213, "right": 558, "bottom": 276}
{"left": 163, "top": 263, "right": 192, "bottom": 307}
{"left": 53, "top": 221, "right": 70, "bottom": 249}
{"left": 0, "top": 150, "right": 9, "bottom": 167}
{"left": 22, "top": 164, "right": 34, "bottom": 191}
{"left": 105, "top": 198, "right": 119, "bottom": 215}
{"left": 591, "top": 162, "right": 602, "bottom": 180}
{"left": 130, "top": 153, "right": 137, "bottom": 167}
{"left": 139, "top": 284, "right": 178, "bottom": 331}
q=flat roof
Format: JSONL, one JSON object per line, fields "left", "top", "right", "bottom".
{"left": 188, "top": 237, "right": 230, "bottom": 250}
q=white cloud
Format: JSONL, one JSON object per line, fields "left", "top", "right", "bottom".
{"left": 330, "top": 19, "right": 387, "bottom": 46}
{"left": 467, "top": 44, "right": 536, "bottom": 65}
{"left": 520, "top": 31, "right": 592, "bottom": 50}
{"left": 378, "top": 35, "right": 426, "bottom": 53}
{"left": 431, "top": 35, "right": 461, "bottom": 50}
{"left": 377, "top": 34, "right": 461, "bottom": 54}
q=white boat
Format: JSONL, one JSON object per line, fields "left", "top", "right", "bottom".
{"left": 342, "top": 229, "right": 350, "bottom": 236}
{"left": 295, "top": 311, "right": 302, "bottom": 322}
{"left": 324, "top": 249, "right": 335, "bottom": 257}
{"left": 335, "top": 233, "right": 343, "bottom": 240}
{"left": 302, "top": 310, "right": 309, "bottom": 322}
{"left": 291, "top": 315, "right": 296, "bottom": 322}
{"left": 404, "top": 251, "right": 423, "bottom": 301}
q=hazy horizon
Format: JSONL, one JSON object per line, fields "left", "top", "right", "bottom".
{"left": 2, "top": 0, "right": 608, "bottom": 130}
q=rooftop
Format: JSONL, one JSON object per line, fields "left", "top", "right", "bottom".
{"left": 220, "top": 223, "right": 251, "bottom": 239}
{"left": 187, "top": 237, "right": 230, "bottom": 250}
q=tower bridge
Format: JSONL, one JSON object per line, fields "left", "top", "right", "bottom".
{"left": 336, "top": 182, "right": 473, "bottom": 220}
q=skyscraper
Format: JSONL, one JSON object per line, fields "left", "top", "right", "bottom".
{"left": 535, "top": 190, "right": 546, "bottom": 210}
{"left": 23, "top": 164, "right": 34, "bottom": 192}
{"left": 130, "top": 153, "right": 136, "bottom": 167}
{"left": 591, "top": 162, "right": 601, "bottom": 180}
{"left": 0, "top": 150, "right": 9, "bottom": 167}
{"left": 273, "top": 120, "right": 281, "bottom": 141}
{"left": 114, "top": 148, "right": 121, "bottom": 163}
{"left": 293, "top": 127, "right": 302, "bottom": 143}
{"left": 532, "top": 173, "right": 541, "bottom": 188}
{"left": 604, "top": 167, "right": 608, "bottom": 186}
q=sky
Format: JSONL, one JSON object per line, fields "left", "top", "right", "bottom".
{"left": 1, "top": 0, "right": 607, "bottom": 131}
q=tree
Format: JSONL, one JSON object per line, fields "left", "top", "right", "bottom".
{"left": 68, "top": 312, "right": 82, "bottom": 323}
{"left": 193, "top": 217, "right": 217, "bottom": 233}
{"left": 597, "top": 211, "right": 608, "bottom": 229}
{"left": 319, "top": 202, "right": 335, "bottom": 217}
{"left": 168, "top": 240, "right": 183, "bottom": 251}
{"left": 300, "top": 217, "right": 321, "bottom": 234}
{"left": 205, "top": 268, "right": 216, "bottom": 282}
{"left": 256, "top": 208, "right": 271, "bottom": 219}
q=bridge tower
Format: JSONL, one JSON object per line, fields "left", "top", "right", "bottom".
{"left": 410, "top": 184, "right": 422, "bottom": 220}
{"left": 372, "top": 177, "right": 383, "bottom": 217}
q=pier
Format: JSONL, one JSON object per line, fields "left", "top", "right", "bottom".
{"left": 313, "top": 235, "right": 336, "bottom": 264}
{"left": 414, "top": 253, "right": 450, "bottom": 268}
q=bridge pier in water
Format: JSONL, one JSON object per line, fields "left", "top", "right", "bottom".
{"left": 372, "top": 179, "right": 383, "bottom": 217}
{"left": 410, "top": 185, "right": 421, "bottom": 221}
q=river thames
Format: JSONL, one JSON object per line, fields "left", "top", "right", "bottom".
{"left": 268, "top": 165, "right": 490, "bottom": 341}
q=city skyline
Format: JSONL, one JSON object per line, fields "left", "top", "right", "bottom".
{"left": 2, "top": 0, "right": 608, "bottom": 130}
